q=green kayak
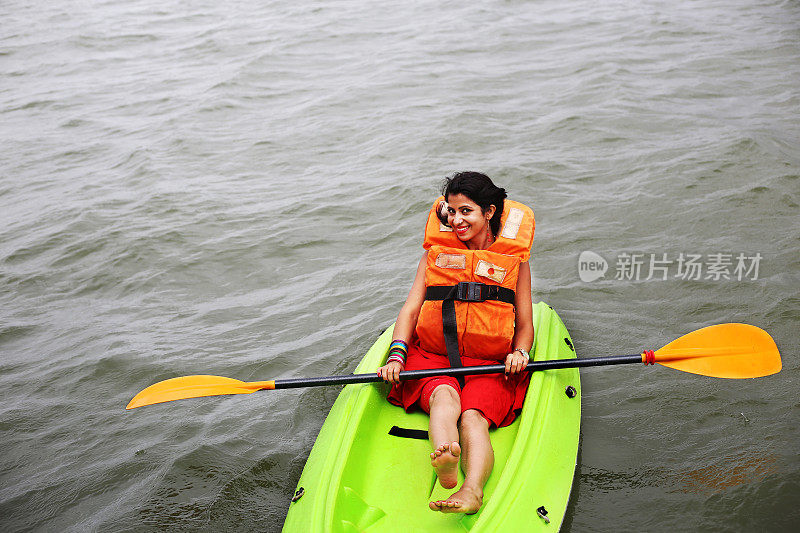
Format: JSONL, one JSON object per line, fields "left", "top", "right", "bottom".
{"left": 283, "top": 302, "right": 581, "bottom": 532}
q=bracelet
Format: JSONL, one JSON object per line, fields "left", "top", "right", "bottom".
{"left": 388, "top": 339, "right": 409, "bottom": 363}
{"left": 514, "top": 348, "right": 528, "bottom": 357}
{"left": 387, "top": 354, "right": 406, "bottom": 366}
{"left": 390, "top": 339, "right": 408, "bottom": 352}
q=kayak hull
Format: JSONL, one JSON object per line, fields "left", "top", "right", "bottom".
{"left": 283, "top": 302, "right": 581, "bottom": 532}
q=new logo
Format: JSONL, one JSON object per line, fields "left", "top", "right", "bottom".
{"left": 578, "top": 251, "right": 608, "bottom": 282}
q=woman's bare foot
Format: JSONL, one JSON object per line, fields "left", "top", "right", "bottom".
{"left": 430, "top": 441, "right": 461, "bottom": 489}
{"left": 429, "top": 485, "right": 483, "bottom": 514}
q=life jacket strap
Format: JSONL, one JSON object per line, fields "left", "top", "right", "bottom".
{"left": 425, "top": 283, "right": 516, "bottom": 387}
{"left": 442, "top": 299, "right": 463, "bottom": 387}
{"left": 425, "top": 282, "right": 516, "bottom": 304}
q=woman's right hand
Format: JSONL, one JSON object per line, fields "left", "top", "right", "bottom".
{"left": 377, "top": 361, "right": 404, "bottom": 385}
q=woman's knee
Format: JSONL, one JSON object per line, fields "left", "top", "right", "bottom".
{"left": 460, "top": 409, "right": 490, "bottom": 430}
{"left": 429, "top": 384, "right": 460, "bottom": 408}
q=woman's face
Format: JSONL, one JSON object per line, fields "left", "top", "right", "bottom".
{"left": 446, "top": 194, "right": 495, "bottom": 245}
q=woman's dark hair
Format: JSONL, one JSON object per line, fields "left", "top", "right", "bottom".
{"left": 441, "top": 171, "right": 507, "bottom": 236}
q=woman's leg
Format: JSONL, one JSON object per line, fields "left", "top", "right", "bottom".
{"left": 427, "top": 384, "right": 461, "bottom": 489}
{"left": 430, "top": 408, "right": 492, "bottom": 514}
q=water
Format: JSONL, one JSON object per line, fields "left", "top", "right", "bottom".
{"left": 1, "top": 0, "right": 799, "bottom": 531}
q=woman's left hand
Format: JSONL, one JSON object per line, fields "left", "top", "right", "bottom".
{"left": 504, "top": 350, "right": 530, "bottom": 376}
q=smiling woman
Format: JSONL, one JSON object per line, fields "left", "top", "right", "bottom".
{"left": 439, "top": 173, "right": 505, "bottom": 249}
{"left": 447, "top": 194, "right": 494, "bottom": 244}
{"left": 377, "top": 172, "right": 537, "bottom": 513}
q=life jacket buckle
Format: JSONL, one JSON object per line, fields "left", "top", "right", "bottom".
{"left": 456, "top": 281, "right": 493, "bottom": 302}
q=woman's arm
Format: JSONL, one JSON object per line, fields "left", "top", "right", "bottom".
{"left": 506, "top": 260, "right": 534, "bottom": 375}
{"left": 378, "top": 251, "right": 428, "bottom": 383}
{"left": 390, "top": 251, "right": 428, "bottom": 343}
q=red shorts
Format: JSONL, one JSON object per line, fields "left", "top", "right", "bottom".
{"left": 386, "top": 344, "right": 531, "bottom": 428}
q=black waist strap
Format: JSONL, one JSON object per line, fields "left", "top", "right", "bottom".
{"left": 425, "top": 283, "right": 516, "bottom": 305}
{"left": 425, "top": 282, "right": 516, "bottom": 387}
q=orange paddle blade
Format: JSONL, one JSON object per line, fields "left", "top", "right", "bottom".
{"left": 654, "top": 323, "right": 781, "bottom": 379}
{"left": 126, "top": 375, "right": 275, "bottom": 410}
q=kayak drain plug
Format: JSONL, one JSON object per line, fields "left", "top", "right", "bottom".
{"left": 537, "top": 506, "right": 550, "bottom": 524}
{"left": 291, "top": 487, "right": 305, "bottom": 502}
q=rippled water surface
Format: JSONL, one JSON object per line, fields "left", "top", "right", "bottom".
{"left": 1, "top": 0, "right": 799, "bottom": 531}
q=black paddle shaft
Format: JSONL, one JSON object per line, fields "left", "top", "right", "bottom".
{"left": 272, "top": 354, "right": 644, "bottom": 390}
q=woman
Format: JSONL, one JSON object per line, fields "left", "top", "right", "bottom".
{"left": 377, "top": 171, "right": 535, "bottom": 514}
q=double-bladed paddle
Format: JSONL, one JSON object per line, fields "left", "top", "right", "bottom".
{"left": 126, "top": 323, "right": 780, "bottom": 410}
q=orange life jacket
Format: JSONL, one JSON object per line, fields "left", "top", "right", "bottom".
{"left": 415, "top": 196, "right": 535, "bottom": 361}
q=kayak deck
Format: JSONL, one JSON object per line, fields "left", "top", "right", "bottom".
{"left": 283, "top": 302, "right": 581, "bottom": 532}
